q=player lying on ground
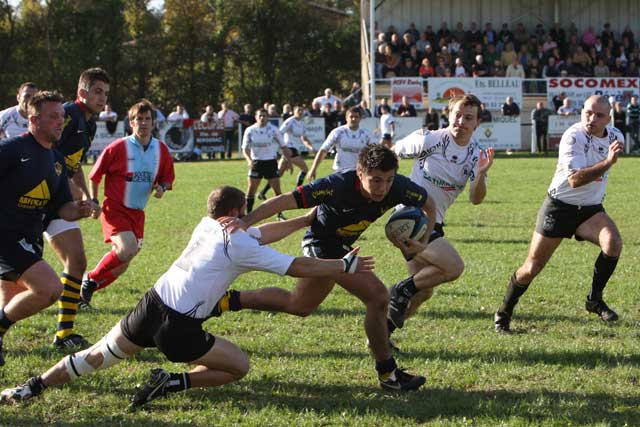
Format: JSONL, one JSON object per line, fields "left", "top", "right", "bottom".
{"left": 0, "top": 186, "right": 372, "bottom": 406}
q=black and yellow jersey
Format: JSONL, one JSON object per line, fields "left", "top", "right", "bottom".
{"left": 0, "top": 133, "right": 72, "bottom": 240}
{"left": 55, "top": 100, "right": 96, "bottom": 176}
{"left": 292, "top": 170, "right": 428, "bottom": 247}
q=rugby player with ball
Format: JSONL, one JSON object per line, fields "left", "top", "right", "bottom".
{"left": 387, "top": 94, "right": 495, "bottom": 339}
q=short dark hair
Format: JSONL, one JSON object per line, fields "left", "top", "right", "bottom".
{"left": 17, "top": 82, "right": 37, "bottom": 95}
{"left": 358, "top": 144, "right": 398, "bottom": 173}
{"left": 128, "top": 99, "right": 156, "bottom": 122}
{"left": 207, "top": 186, "right": 246, "bottom": 219}
{"left": 78, "top": 67, "right": 110, "bottom": 91}
{"left": 347, "top": 106, "right": 361, "bottom": 116}
{"left": 255, "top": 108, "right": 267, "bottom": 116}
{"left": 448, "top": 93, "right": 482, "bottom": 120}
{"left": 28, "top": 91, "right": 64, "bottom": 117}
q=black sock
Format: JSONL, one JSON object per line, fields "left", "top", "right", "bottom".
{"left": 589, "top": 252, "right": 619, "bottom": 301}
{"left": 387, "top": 319, "right": 396, "bottom": 334}
{"left": 498, "top": 273, "right": 530, "bottom": 316}
{"left": 165, "top": 372, "right": 191, "bottom": 393}
{"left": 375, "top": 357, "right": 397, "bottom": 376}
{"left": 27, "top": 376, "right": 47, "bottom": 396}
{"left": 296, "top": 171, "right": 307, "bottom": 187}
{"left": 247, "top": 196, "right": 255, "bottom": 212}
{"left": 228, "top": 290, "right": 241, "bottom": 311}
{"left": 395, "top": 276, "right": 419, "bottom": 298}
{"left": 260, "top": 184, "right": 271, "bottom": 197}
{"left": 0, "top": 308, "right": 15, "bottom": 337}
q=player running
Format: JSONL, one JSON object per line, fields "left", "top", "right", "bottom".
{"left": 0, "top": 186, "right": 372, "bottom": 406}
{"left": 0, "top": 82, "right": 38, "bottom": 141}
{"left": 79, "top": 99, "right": 175, "bottom": 306}
{"left": 47, "top": 68, "right": 107, "bottom": 350}
{"left": 0, "top": 91, "right": 94, "bottom": 366}
{"left": 221, "top": 144, "right": 436, "bottom": 391}
{"left": 386, "top": 94, "right": 495, "bottom": 337}
{"left": 494, "top": 95, "right": 624, "bottom": 333}
{"left": 307, "top": 107, "right": 373, "bottom": 181}
{"left": 258, "top": 106, "right": 315, "bottom": 200}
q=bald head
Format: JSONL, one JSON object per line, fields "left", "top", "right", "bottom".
{"left": 584, "top": 95, "right": 611, "bottom": 111}
{"left": 582, "top": 95, "right": 611, "bottom": 137}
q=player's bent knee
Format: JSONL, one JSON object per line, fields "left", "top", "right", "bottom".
{"left": 231, "top": 352, "right": 250, "bottom": 380}
{"left": 64, "top": 333, "right": 128, "bottom": 380}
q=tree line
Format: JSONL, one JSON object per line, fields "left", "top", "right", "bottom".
{"left": 0, "top": 0, "right": 359, "bottom": 116}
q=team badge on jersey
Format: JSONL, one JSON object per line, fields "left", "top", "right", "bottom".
{"left": 55, "top": 162, "right": 63, "bottom": 176}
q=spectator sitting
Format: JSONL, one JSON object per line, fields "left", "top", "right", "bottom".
{"left": 542, "top": 34, "right": 558, "bottom": 53}
{"left": 542, "top": 56, "right": 560, "bottom": 77}
{"left": 505, "top": 57, "right": 525, "bottom": 78}
{"left": 405, "top": 22, "right": 420, "bottom": 41}
{"left": 500, "top": 42, "right": 517, "bottom": 67}
{"left": 593, "top": 58, "right": 610, "bottom": 77}
{"left": 98, "top": 103, "right": 118, "bottom": 122}
{"left": 453, "top": 57, "right": 467, "bottom": 77}
{"left": 357, "top": 99, "right": 372, "bottom": 118}
{"left": 582, "top": 26, "right": 597, "bottom": 47}
{"left": 610, "top": 57, "right": 625, "bottom": 77}
{"left": 573, "top": 46, "right": 592, "bottom": 72}
{"left": 527, "top": 57, "right": 542, "bottom": 78}
{"left": 398, "top": 57, "right": 418, "bottom": 76}
{"left": 557, "top": 98, "right": 578, "bottom": 115}
{"left": 440, "top": 106, "right": 450, "bottom": 128}
{"left": 396, "top": 96, "right": 417, "bottom": 117}
{"left": 382, "top": 44, "right": 401, "bottom": 77}
{"left": 471, "top": 54, "right": 489, "bottom": 77}
{"left": 501, "top": 96, "right": 520, "bottom": 117}
{"left": 465, "top": 22, "right": 483, "bottom": 47}
{"left": 435, "top": 56, "right": 448, "bottom": 77}
{"left": 491, "top": 59, "right": 506, "bottom": 77}
{"left": 626, "top": 61, "right": 639, "bottom": 77}
{"left": 480, "top": 103, "right": 492, "bottom": 122}
{"left": 419, "top": 57, "right": 435, "bottom": 78}
{"left": 416, "top": 33, "right": 430, "bottom": 53}
{"left": 400, "top": 32, "right": 415, "bottom": 58}
{"left": 424, "top": 107, "right": 439, "bottom": 130}
{"left": 484, "top": 43, "right": 499, "bottom": 66}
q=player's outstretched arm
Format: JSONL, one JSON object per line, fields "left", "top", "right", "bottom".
{"left": 257, "top": 208, "right": 316, "bottom": 244}
{"left": 242, "top": 192, "right": 299, "bottom": 226}
{"left": 567, "top": 140, "right": 623, "bottom": 188}
{"left": 469, "top": 147, "right": 494, "bottom": 204}
{"left": 307, "top": 149, "right": 327, "bottom": 181}
{"left": 286, "top": 247, "right": 374, "bottom": 277}
{"left": 421, "top": 195, "right": 437, "bottom": 243}
{"left": 58, "top": 200, "right": 96, "bottom": 221}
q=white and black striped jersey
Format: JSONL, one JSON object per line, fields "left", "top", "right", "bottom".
{"left": 395, "top": 128, "right": 481, "bottom": 223}
{"left": 320, "top": 125, "right": 373, "bottom": 172}
{"left": 548, "top": 123, "right": 624, "bottom": 206}
{"left": 242, "top": 123, "right": 286, "bottom": 160}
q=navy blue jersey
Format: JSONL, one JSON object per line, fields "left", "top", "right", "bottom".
{"left": 0, "top": 134, "right": 72, "bottom": 240}
{"left": 293, "top": 170, "right": 428, "bottom": 246}
{"left": 55, "top": 100, "right": 96, "bottom": 175}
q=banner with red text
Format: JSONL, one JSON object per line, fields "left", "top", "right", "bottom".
{"left": 546, "top": 78, "right": 640, "bottom": 108}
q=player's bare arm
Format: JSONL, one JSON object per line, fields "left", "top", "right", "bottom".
{"left": 286, "top": 247, "right": 374, "bottom": 277}
{"left": 469, "top": 147, "right": 495, "bottom": 204}
{"left": 567, "top": 140, "right": 623, "bottom": 188}
{"left": 256, "top": 208, "right": 317, "bottom": 244}
{"left": 307, "top": 149, "right": 328, "bottom": 181}
{"left": 421, "top": 195, "right": 437, "bottom": 241}
{"left": 242, "top": 192, "right": 298, "bottom": 226}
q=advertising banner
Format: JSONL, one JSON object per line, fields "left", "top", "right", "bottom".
{"left": 391, "top": 78, "right": 424, "bottom": 109}
{"left": 191, "top": 120, "right": 225, "bottom": 153}
{"left": 547, "top": 114, "right": 581, "bottom": 149}
{"left": 428, "top": 78, "right": 523, "bottom": 110}
{"left": 547, "top": 78, "right": 640, "bottom": 108}
{"left": 473, "top": 116, "right": 521, "bottom": 150}
{"left": 88, "top": 121, "right": 127, "bottom": 156}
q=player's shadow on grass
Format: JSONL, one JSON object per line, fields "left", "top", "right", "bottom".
{"left": 160, "top": 380, "right": 639, "bottom": 426}
{"left": 452, "top": 237, "right": 530, "bottom": 244}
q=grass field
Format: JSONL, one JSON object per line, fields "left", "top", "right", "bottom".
{"left": 0, "top": 156, "right": 639, "bottom": 427}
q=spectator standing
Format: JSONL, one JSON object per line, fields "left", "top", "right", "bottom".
{"left": 593, "top": 58, "right": 610, "bottom": 77}
{"left": 557, "top": 98, "right": 578, "bottom": 115}
{"left": 453, "top": 58, "right": 467, "bottom": 77}
{"left": 218, "top": 102, "right": 240, "bottom": 159}
{"left": 424, "top": 107, "right": 439, "bottom": 130}
{"left": 531, "top": 101, "right": 552, "bottom": 154}
{"left": 313, "top": 88, "right": 342, "bottom": 112}
{"left": 238, "top": 104, "right": 256, "bottom": 127}
{"left": 440, "top": 106, "right": 450, "bottom": 128}
{"left": 98, "top": 104, "right": 118, "bottom": 123}
{"left": 397, "top": 96, "right": 417, "bottom": 117}
{"left": 612, "top": 102, "right": 626, "bottom": 136}
{"left": 281, "top": 104, "right": 293, "bottom": 121}
{"left": 479, "top": 103, "right": 492, "bottom": 122}
{"left": 375, "top": 98, "right": 393, "bottom": 117}
{"left": 379, "top": 104, "right": 395, "bottom": 147}
{"left": 167, "top": 105, "right": 188, "bottom": 122}
{"left": 626, "top": 95, "right": 640, "bottom": 150}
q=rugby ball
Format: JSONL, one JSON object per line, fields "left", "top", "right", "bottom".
{"left": 385, "top": 206, "right": 428, "bottom": 242}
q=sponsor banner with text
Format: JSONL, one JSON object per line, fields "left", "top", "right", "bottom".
{"left": 391, "top": 78, "right": 424, "bottom": 109}
{"left": 88, "top": 121, "right": 127, "bottom": 155}
{"left": 547, "top": 78, "right": 640, "bottom": 108}
{"left": 547, "top": 115, "right": 581, "bottom": 149}
{"left": 473, "top": 116, "right": 521, "bottom": 150}
{"left": 428, "top": 78, "right": 523, "bottom": 110}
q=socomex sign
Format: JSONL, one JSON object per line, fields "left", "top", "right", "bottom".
{"left": 547, "top": 78, "right": 640, "bottom": 108}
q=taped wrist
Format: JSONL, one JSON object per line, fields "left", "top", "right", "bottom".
{"left": 342, "top": 252, "right": 358, "bottom": 274}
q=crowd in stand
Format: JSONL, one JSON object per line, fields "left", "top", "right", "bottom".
{"left": 374, "top": 21, "right": 639, "bottom": 79}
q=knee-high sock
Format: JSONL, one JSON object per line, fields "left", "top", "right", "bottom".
{"left": 247, "top": 196, "right": 255, "bottom": 213}
{"left": 260, "top": 183, "right": 271, "bottom": 197}
{"left": 89, "top": 250, "right": 125, "bottom": 288}
{"left": 296, "top": 171, "right": 307, "bottom": 187}
{"left": 589, "top": 252, "right": 619, "bottom": 301}
{"left": 0, "top": 308, "right": 15, "bottom": 337}
{"left": 55, "top": 273, "right": 83, "bottom": 340}
{"left": 498, "top": 273, "right": 530, "bottom": 316}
